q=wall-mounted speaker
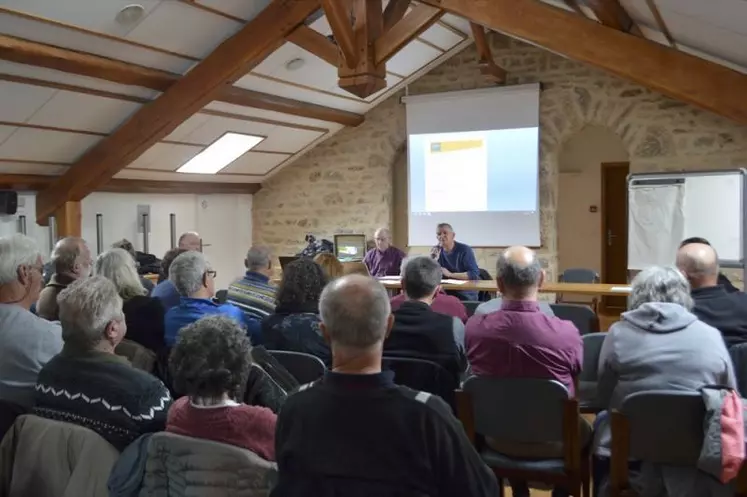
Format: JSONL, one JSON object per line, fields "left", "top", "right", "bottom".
{"left": 0, "top": 191, "right": 18, "bottom": 215}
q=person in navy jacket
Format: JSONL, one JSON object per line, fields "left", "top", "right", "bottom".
{"left": 431, "top": 223, "right": 480, "bottom": 301}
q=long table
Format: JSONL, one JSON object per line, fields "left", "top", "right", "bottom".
{"left": 378, "top": 279, "right": 631, "bottom": 296}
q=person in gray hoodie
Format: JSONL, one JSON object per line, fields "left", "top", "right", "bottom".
{"left": 594, "top": 265, "right": 737, "bottom": 459}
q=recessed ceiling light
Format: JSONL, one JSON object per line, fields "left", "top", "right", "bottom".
{"left": 116, "top": 4, "right": 145, "bottom": 25}
{"left": 177, "top": 133, "right": 264, "bottom": 175}
{"left": 285, "top": 58, "right": 306, "bottom": 71}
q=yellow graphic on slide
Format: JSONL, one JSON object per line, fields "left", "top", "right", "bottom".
{"left": 430, "top": 139, "right": 484, "bottom": 154}
{"left": 425, "top": 132, "right": 488, "bottom": 212}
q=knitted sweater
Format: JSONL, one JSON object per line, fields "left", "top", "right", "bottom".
{"left": 33, "top": 345, "right": 172, "bottom": 451}
{"left": 166, "top": 396, "right": 277, "bottom": 461}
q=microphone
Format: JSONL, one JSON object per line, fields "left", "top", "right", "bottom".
{"left": 430, "top": 246, "right": 441, "bottom": 260}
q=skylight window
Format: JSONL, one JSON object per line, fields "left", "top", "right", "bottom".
{"left": 176, "top": 132, "right": 264, "bottom": 174}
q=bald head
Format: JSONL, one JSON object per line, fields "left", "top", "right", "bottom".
{"left": 676, "top": 242, "right": 719, "bottom": 288}
{"left": 496, "top": 245, "right": 544, "bottom": 299}
{"left": 178, "top": 232, "right": 201, "bottom": 251}
{"left": 52, "top": 237, "right": 92, "bottom": 278}
{"left": 320, "top": 274, "right": 392, "bottom": 350}
{"left": 373, "top": 227, "right": 392, "bottom": 251}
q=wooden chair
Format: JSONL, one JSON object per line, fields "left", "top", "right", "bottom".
{"left": 457, "top": 377, "right": 590, "bottom": 497}
{"left": 610, "top": 390, "right": 747, "bottom": 497}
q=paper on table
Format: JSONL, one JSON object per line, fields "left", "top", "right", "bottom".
{"left": 377, "top": 276, "right": 401, "bottom": 281}
{"left": 610, "top": 286, "right": 632, "bottom": 292}
{"left": 441, "top": 279, "right": 467, "bottom": 285}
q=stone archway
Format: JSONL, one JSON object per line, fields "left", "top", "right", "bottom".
{"left": 556, "top": 125, "right": 629, "bottom": 274}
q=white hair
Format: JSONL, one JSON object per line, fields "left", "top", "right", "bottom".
{"left": 169, "top": 251, "right": 210, "bottom": 297}
{"left": 59, "top": 276, "right": 124, "bottom": 349}
{"left": 245, "top": 246, "right": 271, "bottom": 271}
{"left": 95, "top": 248, "right": 146, "bottom": 301}
{"left": 320, "top": 274, "right": 391, "bottom": 349}
{"left": 628, "top": 265, "right": 694, "bottom": 311}
{"left": 0, "top": 234, "right": 41, "bottom": 286}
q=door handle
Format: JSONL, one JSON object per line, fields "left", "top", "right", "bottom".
{"left": 607, "top": 230, "right": 617, "bottom": 246}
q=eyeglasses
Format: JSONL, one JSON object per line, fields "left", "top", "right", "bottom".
{"left": 206, "top": 270, "right": 217, "bottom": 278}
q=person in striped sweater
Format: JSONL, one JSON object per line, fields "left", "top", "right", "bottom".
{"left": 227, "top": 246, "right": 277, "bottom": 324}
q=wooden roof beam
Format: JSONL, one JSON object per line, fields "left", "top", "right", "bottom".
{"left": 419, "top": 0, "right": 747, "bottom": 126}
{"left": 321, "top": 0, "right": 358, "bottom": 65}
{"left": 469, "top": 23, "right": 507, "bottom": 83}
{"left": 579, "top": 0, "right": 643, "bottom": 35}
{"left": 36, "top": 0, "right": 320, "bottom": 224}
{"left": 0, "top": 174, "right": 260, "bottom": 194}
{"left": 286, "top": 24, "right": 339, "bottom": 66}
{"left": 562, "top": 0, "right": 585, "bottom": 15}
{"left": 383, "top": 0, "right": 411, "bottom": 32}
{"left": 0, "top": 33, "right": 362, "bottom": 127}
{"left": 375, "top": 3, "right": 444, "bottom": 65}
{"left": 338, "top": 0, "right": 387, "bottom": 98}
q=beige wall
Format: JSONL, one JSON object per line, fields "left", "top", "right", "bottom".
{"left": 254, "top": 34, "right": 747, "bottom": 284}
{"left": 557, "top": 126, "right": 628, "bottom": 275}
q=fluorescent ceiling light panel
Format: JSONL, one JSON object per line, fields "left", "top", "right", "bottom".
{"left": 177, "top": 132, "right": 264, "bottom": 174}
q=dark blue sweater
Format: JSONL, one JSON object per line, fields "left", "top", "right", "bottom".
{"left": 438, "top": 241, "right": 480, "bottom": 301}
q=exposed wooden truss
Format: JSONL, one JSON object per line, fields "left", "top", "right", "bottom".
{"left": 322, "top": 0, "right": 358, "bottom": 65}
{"left": 35, "top": 0, "right": 320, "bottom": 224}
{"left": 375, "top": 4, "right": 444, "bottom": 66}
{"left": 562, "top": 0, "right": 584, "bottom": 15}
{"left": 340, "top": 0, "right": 387, "bottom": 98}
{"left": 645, "top": 0, "right": 677, "bottom": 48}
{"left": 286, "top": 25, "right": 340, "bottom": 66}
{"left": 383, "top": 0, "right": 411, "bottom": 31}
{"left": 579, "top": 0, "right": 642, "bottom": 35}
{"left": 0, "top": 174, "right": 260, "bottom": 194}
{"left": 420, "top": 0, "right": 747, "bottom": 127}
{"left": 469, "top": 23, "right": 507, "bottom": 83}
{"left": 0, "top": 34, "right": 363, "bottom": 127}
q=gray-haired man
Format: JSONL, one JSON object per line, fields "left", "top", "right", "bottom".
{"left": 272, "top": 275, "right": 498, "bottom": 497}
{"left": 226, "top": 245, "right": 276, "bottom": 321}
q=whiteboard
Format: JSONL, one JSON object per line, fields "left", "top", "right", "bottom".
{"left": 628, "top": 170, "right": 746, "bottom": 269}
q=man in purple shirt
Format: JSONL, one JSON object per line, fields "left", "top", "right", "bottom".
{"left": 363, "top": 228, "right": 406, "bottom": 277}
{"left": 465, "top": 245, "right": 587, "bottom": 497}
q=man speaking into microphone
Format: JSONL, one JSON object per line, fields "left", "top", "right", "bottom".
{"left": 430, "top": 223, "right": 480, "bottom": 301}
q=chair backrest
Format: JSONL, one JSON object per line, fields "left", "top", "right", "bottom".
{"left": 0, "top": 400, "right": 26, "bottom": 442}
{"left": 559, "top": 268, "right": 600, "bottom": 284}
{"left": 115, "top": 339, "right": 157, "bottom": 372}
{"left": 729, "top": 343, "right": 747, "bottom": 397}
{"left": 620, "top": 390, "right": 705, "bottom": 465}
{"left": 215, "top": 289, "right": 228, "bottom": 304}
{"left": 579, "top": 332, "right": 607, "bottom": 382}
{"left": 463, "top": 301, "right": 481, "bottom": 317}
{"left": 267, "top": 350, "right": 326, "bottom": 384}
{"left": 462, "top": 376, "right": 569, "bottom": 444}
{"left": 477, "top": 269, "right": 493, "bottom": 302}
{"left": 382, "top": 356, "right": 458, "bottom": 408}
{"left": 142, "top": 431, "right": 277, "bottom": 496}
{"left": 550, "top": 303, "right": 600, "bottom": 335}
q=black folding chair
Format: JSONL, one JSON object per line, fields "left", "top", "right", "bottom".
{"left": 383, "top": 356, "right": 458, "bottom": 409}
{"left": 551, "top": 303, "right": 600, "bottom": 335}
{"left": 268, "top": 350, "right": 326, "bottom": 384}
{"left": 578, "top": 332, "right": 606, "bottom": 413}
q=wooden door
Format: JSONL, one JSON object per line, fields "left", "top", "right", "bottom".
{"left": 601, "top": 162, "right": 629, "bottom": 312}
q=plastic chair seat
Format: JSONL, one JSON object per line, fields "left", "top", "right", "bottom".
{"left": 480, "top": 448, "right": 565, "bottom": 474}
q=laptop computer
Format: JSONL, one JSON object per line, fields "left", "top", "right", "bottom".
{"left": 279, "top": 256, "right": 300, "bottom": 271}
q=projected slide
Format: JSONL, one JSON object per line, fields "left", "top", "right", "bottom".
{"left": 424, "top": 133, "right": 488, "bottom": 212}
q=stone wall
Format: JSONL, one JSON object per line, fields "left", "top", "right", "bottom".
{"left": 253, "top": 35, "right": 747, "bottom": 283}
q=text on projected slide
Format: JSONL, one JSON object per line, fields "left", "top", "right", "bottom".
{"left": 425, "top": 134, "right": 488, "bottom": 212}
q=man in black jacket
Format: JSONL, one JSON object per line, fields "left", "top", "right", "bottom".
{"left": 680, "top": 237, "right": 740, "bottom": 293}
{"left": 676, "top": 242, "right": 747, "bottom": 347}
{"left": 272, "top": 275, "right": 498, "bottom": 497}
{"left": 385, "top": 255, "right": 467, "bottom": 381}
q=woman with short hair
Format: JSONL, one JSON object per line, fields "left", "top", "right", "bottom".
{"left": 167, "top": 315, "right": 276, "bottom": 460}
{"left": 95, "top": 248, "right": 165, "bottom": 353}
{"left": 262, "top": 258, "right": 330, "bottom": 364}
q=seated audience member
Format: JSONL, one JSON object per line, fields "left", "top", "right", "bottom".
{"left": 676, "top": 242, "right": 747, "bottom": 347}
{"left": 465, "top": 246, "right": 585, "bottom": 497}
{"left": 112, "top": 238, "right": 154, "bottom": 294}
{"left": 432, "top": 223, "right": 480, "bottom": 301}
{"left": 391, "top": 259, "right": 468, "bottom": 322}
{"left": 167, "top": 315, "right": 276, "bottom": 460}
{"left": 178, "top": 231, "right": 201, "bottom": 251}
{"left": 37, "top": 236, "right": 93, "bottom": 321}
{"left": 680, "top": 237, "right": 739, "bottom": 293}
{"left": 262, "top": 258, "right": 330, "bottom": 364}
{"left": 314, "top": 252, "right": 344, "bottom": 281}
{"left": 152, "top": 248, "right": 187, "bottom": 307}
{"left": 474, "top": 295, "right": 555, "bottom": 317}
{"left": 227, "top": 246, "right": 276, "bottom": 321}
{"left": 385, "top": 256, "right": 466, "bottom": 379}
{"left": 363, "top": 227, "right": 406, "bottom": 277}
{"left": 0, "top": 235, "right": 63, "bottom": 408}
{"left": 272, "top": 274, "right": 498, "bottom": 496}
{"left": 597, "top": 266, "right": 736, "bottom": 447}
{"left": 96, "top": 248, "right": 166, "bottom": 353}
{"left": 34, "top": 276, "right": 172, "bottom": 450}
{"left": 165, "top": 251, "right": 252, "bottom": 347}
